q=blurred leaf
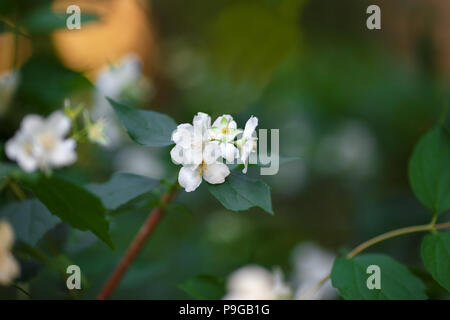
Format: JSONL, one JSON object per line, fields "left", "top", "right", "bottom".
{"left": 409, "top": 126, "right": 450, "bottom": 216}
{"left": 0, "top": 163, "right": 19, "bottom": 184}
{"left": 207, "top": 171, "right": 274, "bottom": 214}
{"left": 209, "top": 3, "right": 299, "bottom": 83}
{"left": 0, "top": 199, "right": 60, "bottom": 246}
{"left": 21, "top": 4, "right": 98, "bottom": 34}
{"left": 86, "top": 172, "right": 159, "bottom": 211}
{"left": 18, "top": 55, "right": 92, "bottom": 113}
{"left": 108, "top": 98, "right": 177, "bottom": 147}
{"left": 331, "top": 254, "right": 427, "bottom": 300}
{"left": 421, "top": 231, "right": 450, "bottom": 292}
{"left": 179, "top": 274, "right": 225, "bottom": 300}
{"left": 21, "top": 174, "right": 114, "bottom": 250}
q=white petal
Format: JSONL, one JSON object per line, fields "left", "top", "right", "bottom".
{"left": 193, "top": 112, "right": 211, "bottom": 130}
{"left": 178, "top": 166, "right": 202, "bottom": 192}
{"left": 5, "top": 136, "right": 20, "bottom": 159}
{"left": 21, "top": 114, "right": 43, "bottom": 135}
{"left": 46, "top": 111, "right": 72, "bottom": 136}
{"left": 171, "top": 123, "right": 193, "bottom": 148}
{"left": 243, "top": 116, "right": 258, "bottom": 139}
{"left": 5, "top": 135, "right": 38, "bottom": 172}
{"left": 220, "top": 143, "right": 239, "bottom": 163}
{"left": 203, "top": 162, "right": 230, "bottom": 185}
{"left": 203, "top": 141, "right": 221, "bottom": 165}
{"left": 170, "top": 145, "right": 185, "bottom": 165}
{"left": 17, "top": 153, "right": 38, "bottom": 173}
{"left": 228, "top": 120, "right": 237, "bottom": 130}
{"left": 49, "top": 139, "right": 77, "bottom": 167}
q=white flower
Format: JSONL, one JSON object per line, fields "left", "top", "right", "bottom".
{"left": 237, "top": 116, "right": 258, "bottom": 173}
{"left": 0, "top": 71, "right": 19, "bottom": 117}
{"left": 178, "top": 152, "right": 230, "bottom": 192}
{"left": 223, "top": 265, "right": 292, "bottom": 300}
{"left": 6, "top": 111, "right": 77, "bottom": 173}
{"left": 0, "top": 221, "right": 20, "bottom": 285}
{"left": 209, "top": 115, "right": 241, "bottom": 163}
{"left": 171, "top": 112, "right": 230, "bottom": 192}
{"left": 291, "top": 242, "right": 337, "bottom": 300}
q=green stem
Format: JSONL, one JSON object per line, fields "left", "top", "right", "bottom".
{"left": 9, "top": 181, "right": 26, "bottom": 201}
{"left": 12, "top": 283, "right": 33, "bottom": 299}
{"left": 346, "top": 221, "right": 449, "bottom": 258}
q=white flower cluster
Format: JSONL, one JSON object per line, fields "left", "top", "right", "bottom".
{"left": 0, "top": 222, "right": 20, "bottom": 285}
{"left": 170, "top": 113, "right": 258, "bottom": 192}
{"left": 6, "top": 111, "right": 77, "bottom": 173}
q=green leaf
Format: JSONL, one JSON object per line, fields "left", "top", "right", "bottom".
{"left": 179, "top": 274, "right": 225, "bottom": 300}
{"left": 331, "top": 254, "right": 427, "bottom": 300}
{"left": 207, "top": 171, "right": 273, "bottom": 214}
{"left": 409, "top": 126, "right": 450, "bottom": 216}
{"left": 421, "top": 231, "right": 450, "bottom": 292}
{"left": 86, "top": 172, "right": 159, "bottom": 210}
{"left": 108, "top": 98, "right": 177, "bottom": 147}
{"left": 0, "top": 199, "right": 60, "bottom": 246}
{"left": 18, "top": 55, "right": 93, "bottom": 113}
{"left": 21, "top": 174, "right": 114, "bottom": 250}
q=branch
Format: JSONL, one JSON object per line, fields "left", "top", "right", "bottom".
{"left": 97, "top": 184, "right": 179, "bottom": 300}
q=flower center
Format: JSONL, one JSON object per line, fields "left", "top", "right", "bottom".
{"left": 39, "top": 132, "right": 56, "bottom": 151}
{"left": 24, "top": 143, "right": 33, "bottom": 155}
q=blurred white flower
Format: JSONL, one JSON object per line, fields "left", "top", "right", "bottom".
{"left": 0, "top": 221, "right": 20, "bottom": 285}
{"left": 291, "top": 242, "right": 337, "bottom": 300}
{"left": 316, "top": 121, "right": 377, "bottom": 179}
{"left": 6, "top": 111, "right": 77, "bottom": 173}
{"left": 114, "top": 146, "right": 166, "bottom": 180}
{"left": 236, "top": 116, "right": 258, "bottom": 173}
{"left": 223, "top": 265, "right": 292, "bottom": 300}
{"left": 0, "top": 71, "right": 19, "bottom": 117}
{"left": 93, "top": 54, "right": 152, "bottom": 148}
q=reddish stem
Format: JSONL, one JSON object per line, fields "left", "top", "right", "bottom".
{"left": 97, "top": 186, "right": 179, "bottom": 300}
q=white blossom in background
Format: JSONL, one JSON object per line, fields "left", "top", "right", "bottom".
{"left": 223, "top": 265, "right": 292, "bottom": 300}
{"left": 5, "top": 111, "right": 77, "bottom": 173}
{"left": 93, "top": 54, "right": 152, "bottom": 148}
{"left": 0, "top": 221, "right": 20, "bottom": 285}
{"left": 316, "top": 121, "right": 377, "bottom": 179}
{"left": 170, "top": 112, "right": 258, "bottom": 192}
{"left": 114, "top": 146, "right": 166, "bottom": 180}
{"left": 291, "top": 242, "right": 337, "bottom": 300}
{"left": 0, "top": 71, "right": 19, "bottom": 117}
{"left": 170, "top": 112, "right": 230, "bottom": 192}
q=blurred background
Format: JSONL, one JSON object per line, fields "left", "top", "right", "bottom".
{"left": 0, "top": 0, "right": 450, "bottom": 299}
